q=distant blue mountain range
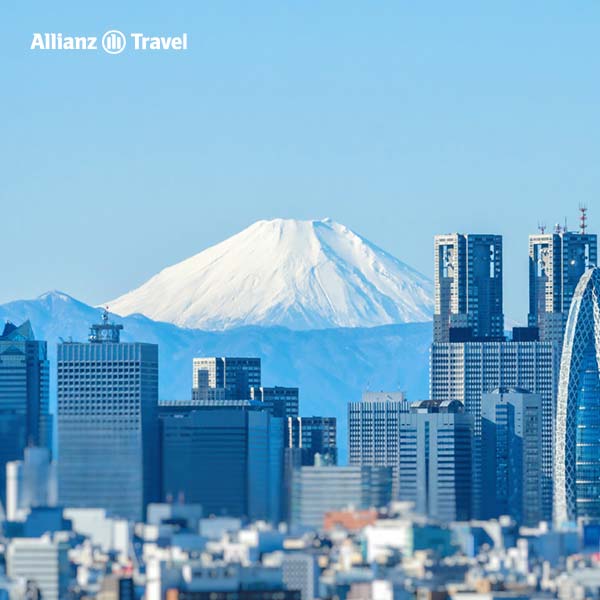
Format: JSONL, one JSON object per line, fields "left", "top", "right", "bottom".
{"left": 0, "top": 291, "right": 432, "bottom": 460}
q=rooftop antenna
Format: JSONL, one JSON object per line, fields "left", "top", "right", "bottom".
{"left": 580, "top": 204, "right": 588, "bottom": 234}
{"left": 563, "top": 217, "right": 568, "bottom": 233}
{"left": 538, "top": 222, "right": 546, "bottom": 234}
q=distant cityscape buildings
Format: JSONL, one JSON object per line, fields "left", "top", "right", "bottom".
{"left": 286, "top": 416, "right": 338, "bottom": 466}
{"left": 430, "top": 337, "right": 558, "bottom": 520}
{"left": 192, "top": 357, "right": 261, "bottom": 401}
{"left": 290, "top": 464, "right": 393, "bottom": 529}
{"left": 250, "top": 386, "right": 299, "bottom": 418}
{"left": 2, "top": 211, "right": 600, "bottom": 596}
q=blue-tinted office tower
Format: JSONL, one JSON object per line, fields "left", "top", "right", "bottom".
{"left": 0, "top": 321, "right": 50, "bottom": 447}
{"left": 434, "top": 234, "right": 504, "bottom": 343}
{"left": 528, "top": 227, "right": 597, "bottom": 344}
{"left": 399, "top": 400, "right": 472, "bottom": 522}
{"left": 555, "top": 268, "right": 600, "bottom": 525}
{"left": 286, "top": 416, "right": 337, "bottom": 466}
{"left": 192, "top": 357, "right": 261, "bottom": 400}
{"left": 161, "top": 407, "right": 283, "bottom": 523}
{"left": 0, "top": 321, "right": 50, "bottom": 502}
{"left": 481, "top": 388, "right": 543, "bottom": 526}
{"left": 251, "top": 386, "right": 299, "bottom": 418}
{"left": 57, "top": 312, "right": 159, "bottom": 522}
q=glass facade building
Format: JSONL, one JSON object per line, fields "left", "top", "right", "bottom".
{"left": 398, "top": 400, "right": 472, "bottom": 522}
{"left": 431, "top": 339, "right": 558, "bottom": 521}
{"left": 433, "top": 234, "right": 504, "bottom": 343}
{"left": 57, "top": 313, "right": 159, "bottom": 522}
{"left": 555, "top": 267, "right": 600, "bottom": 525}
{"left": 250, "top": 386, "right": 299, "bottom": 418}
{"left": 481, "top": 388, "right": 543, "bottom": 526}
{"left": 286, "top": 416, "right": 337, "bottom": 466}
{"left": 0, "top": 321, "right": 50, "bottom": 503}
{"left": 160, "top": 406, "right": 283, "bottom": 523}
{"left": 528, "top": 230, "right": 597, "bottom": 344}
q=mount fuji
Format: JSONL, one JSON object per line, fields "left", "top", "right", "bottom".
{"left": 0, "top": 219, "right": 435, "bottom": 457}
{"left": 106, "top": 218, "right": 433, "bottom": 330}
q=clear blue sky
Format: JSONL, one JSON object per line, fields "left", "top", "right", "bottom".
{"left": 2, "top": 1, "right": 599, "bottom": 323}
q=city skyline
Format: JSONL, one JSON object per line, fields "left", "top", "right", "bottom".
{"left": 4, "top": 2, "right": 600, "bottom": 596}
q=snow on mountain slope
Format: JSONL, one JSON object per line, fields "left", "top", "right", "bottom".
{"left": 107, "top": 218, "right": 433, "bottom": 330}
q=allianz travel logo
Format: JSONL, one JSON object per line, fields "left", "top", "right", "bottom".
{"left": 30, "top": 30, "right": 188, "bottom": 54}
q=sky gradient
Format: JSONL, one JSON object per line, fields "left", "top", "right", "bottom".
{"left": 2, "top": 1, "right": 599, "bottom": 323}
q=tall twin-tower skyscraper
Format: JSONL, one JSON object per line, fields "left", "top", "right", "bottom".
{"left": 431, "top": 218, "right": 597, "bottom": 523}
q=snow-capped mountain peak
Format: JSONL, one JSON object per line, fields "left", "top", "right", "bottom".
{"left": 106, "top": 218, "right": 433, "bottom": 330}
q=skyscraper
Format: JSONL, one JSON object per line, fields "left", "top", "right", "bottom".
{"left": 160, "top": 406, "right": 283, "bottom": 523}
{"left": 434, "top": 234, "right": 504, "bottom": 343}
{"left": 286, "top": 416, "right": 337, "bottom": 466}
{"left": 0, "top": 321, "right": 50, "bottom": 446}
{"left": 528, "top": 227, "right": 597, "bottom": 344}
{"left": 398, "top": 400, "right": 472, "bottom": 522}
{"left": 57, "top": 312, "right": 159, "bottom": 522}
{"left": 250, "top": 386, "right": 299, "bottom": 418}
{"left": 555, "top": 267, "right": 600, "bottom": 525}
{"left": 348, "top": 391, "right": 410, "bottom": 497}
{"left": 0, "top": 321, "right": 50, "bottom": 504}
{"left": 430, "top": 340, "right": 558, "bottom": 520}
{"left": 192, "top": 357, "right": 261, "bottom": 400}
{"left": 481, "top": 388, "right": 543, "bottom": 526}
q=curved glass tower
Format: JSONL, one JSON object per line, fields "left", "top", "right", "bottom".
{"left": 554, "top": 267, "right": 600, "bottom": 525}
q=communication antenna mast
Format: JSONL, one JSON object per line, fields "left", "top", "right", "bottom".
{"left": 580, "top": 204, "right": 588, "bottom": 234}
{"left": 538, "top": 222, "right": 546, "bottom": 234}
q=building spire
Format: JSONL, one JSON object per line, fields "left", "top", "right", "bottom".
{"left": 89, "top": 308, "right": 123, "bottom": 343}
{"left": 580, "top": 204, "right": 588, "bottom": 234}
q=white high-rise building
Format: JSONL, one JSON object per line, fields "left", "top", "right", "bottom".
{"left": 348, "top": 391, "right": 410, "bottom": 498}
{"left": 6, "top": 535, "right": 70, "bottom": 600}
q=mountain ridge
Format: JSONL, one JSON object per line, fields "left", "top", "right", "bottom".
{"left": 106, "top": 218, "right": 434, "bottom": 330}
{"left": 0, "top": 291, "right": 432, "bottom": 459}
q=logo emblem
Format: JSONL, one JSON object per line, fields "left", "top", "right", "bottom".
{"left": 102, "top": 30, "right": 126, "bottom": 54}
